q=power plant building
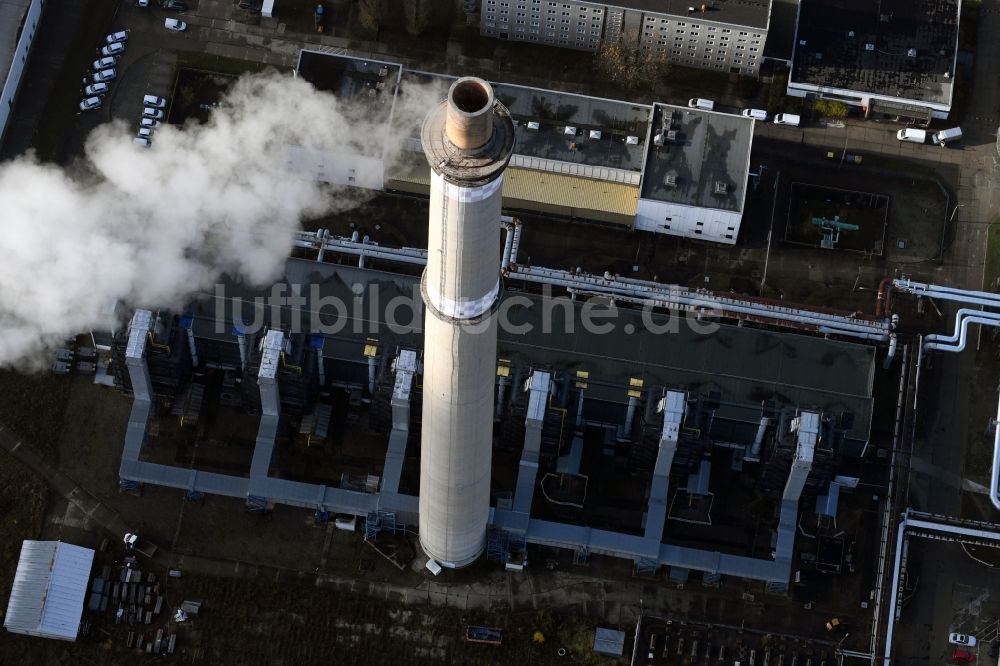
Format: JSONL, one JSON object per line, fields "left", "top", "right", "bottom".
{"left": 295, "top": 50, "right": 754, "bottom": 244}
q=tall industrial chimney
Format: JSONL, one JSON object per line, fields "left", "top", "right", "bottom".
{"left": 418, "top": 77, "right": 515, "bottom": 567}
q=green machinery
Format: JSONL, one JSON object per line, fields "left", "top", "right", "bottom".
{"left": 811, "top": 215, "right": 859, "bottom": 249}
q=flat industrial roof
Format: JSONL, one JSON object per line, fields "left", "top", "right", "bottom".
{"left": 0, "top": 0, "right": 30, "bottom": 92}
{"left": 296, "top": 50, "right": 401, "bottom": 126}
{"left": 611, "top": 0, "right": 771, "bottom": 30}
{"left": 640, "top": 103, "right": 753, "bottom": 212}
{"left": 494, "top": 82, "right": 650, "bottom": 173}
{"left": 790, "top": 0, "right": 959, "bottom": 106}
{"left": 399, "top": 70, "right": 651, "bottom": 175}
{"left": 190, "top": 259, "right": 875, "bottom": 442}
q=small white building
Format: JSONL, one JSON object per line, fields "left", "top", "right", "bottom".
{"left": 635, "top": 104, "right": 754, "bottom": 244}
{"left": 3, "top": 541, "right": 95, "bottom": 641}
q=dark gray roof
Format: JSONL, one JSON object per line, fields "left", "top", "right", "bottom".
{"left": 790, "top": 0, "right": 959, "bottom": 106}
{"left": 493, "top": 82, "right": 651, "bottom": 172}
{"left": 296, "top": 50, "right": 401, "bottom": 126}
{"left": 608, "top": 0, "right": 771, "bottom": 30}
{"left": 611, "top": 0, "right": 771, "bottom": 30}
{"left": 0, "top": 0, "right": 30, "bottom": 94}
{"left": 400, "top": 71, "right": 651, "bottom": 173}
{"left": 640, "top": 103, "right": 753, "bottom": 212}
{"left": 187, "top": 259, "right": 875, "bottom": 442}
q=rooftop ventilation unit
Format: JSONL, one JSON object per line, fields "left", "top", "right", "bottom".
{"left": 666, "top": 129, "right": 678, "bottom": 141}
{"left": 564, "top": 126, "right": 577, "bottom": 136}
{"left": 799, "top": 39, "right": 807, "bottom": 46}
{"left": 527, "top": 121, "right": 540, "bottom": 130}
{"left": 714, "top": 181, "right": 728, "bottom": 195}
{"left": 907, "top": 48, "right": 917, "bottom": 57}
{"left": 654, "top": 131, "right": 666, "bottom": 147}
{"left": 665, "top": 174, "right": 678, "bottom": 187}
{"left": 626, "top": 135, "right": 639, "bottom": 145}
{"left": 864, "top": 43, "right": 875, "bottom": 51}
{"left": 589, "top": 130, "right": 602, "bottom": 140}
{"left": 848, "top": 30, "right": 854, "bottom": 37}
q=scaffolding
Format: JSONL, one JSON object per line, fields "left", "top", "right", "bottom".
{"left": 246, "top": 495, "right": 269, "bottom": 513}
{"left": 487, "top": 528, "right": 508, "bottom": 562}
{"left": 636, "top": 557, "right": 658, "bottom": 576}
{"left": 364, "top": 510, "right": 399, "bottom": 540}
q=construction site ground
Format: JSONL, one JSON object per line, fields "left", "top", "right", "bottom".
{"left": 0, "top": 371, "right": 882, "bottom": 662}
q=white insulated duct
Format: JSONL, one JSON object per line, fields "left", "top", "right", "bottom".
{"left": 125, "top": 309, "right": 154, "bottom": 401}
{"left": 783, "top": 411, "right": 818, "bottom": 504}
{"left": 418, "top": 77, "right": 515, "bottom": 568}
{"left": 258, "top": 330, "right": 284, "bottom": 417}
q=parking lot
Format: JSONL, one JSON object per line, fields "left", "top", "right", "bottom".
{"left": 891, "top": 538, "right": 1000, "bottom": 666}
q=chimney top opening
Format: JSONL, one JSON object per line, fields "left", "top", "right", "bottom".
{"left": 450, "top": 78, "right": 492, "bottom": 115}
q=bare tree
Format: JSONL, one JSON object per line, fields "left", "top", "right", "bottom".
{"left": 403, "top": 0, "right": 441, "bottom": 36}
{"left": 357, "top": 0, "right": 387, "bottom": 32}
{"left": 594, "top": 31, "right": 671, "bottom": 90}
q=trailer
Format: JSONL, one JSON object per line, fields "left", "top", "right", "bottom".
{"left": 466, "top": 626, "right": 503, "bottom": 645}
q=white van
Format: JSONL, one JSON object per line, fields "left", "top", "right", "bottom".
{"left": 931, "top": 127, "right": 963, "bottom": 146}
{"left": 897, "top": 128, "right": 927, "bottom": 144}
{"left": 688, "top": 98, "right": 715, "bottom": 111}
{"left": 741, "top": 108, "right": 768, "bottom": 121}
{"left": 773, "top": 113, "right": 800, "bottom": 126}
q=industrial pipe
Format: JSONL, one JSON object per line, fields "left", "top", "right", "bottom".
{"left": 923, "top": 308, "right": 1000, "bottom": 344}
{"left": 992, "top": 392, "right": 1000, "bottom": 512}
{"left": 923, "top": 313, "right": 1000, "bottom": 352}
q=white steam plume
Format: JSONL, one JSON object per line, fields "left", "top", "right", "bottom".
{"left": 0, "top": 71, "right": 443, "bottom": 366}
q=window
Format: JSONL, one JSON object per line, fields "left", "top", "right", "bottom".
{"left": 561, "top": 10, "right": 569, "bottom": 15}
{"left": 516, "top": 18, "right": 524, "bottom": 24}
{"left": 707, "top": 26, "right": 716, "bottom": 31}
{"left": 531, "top": 20, "right": 539, "bottom": 25}
{"left": 722, "top": 28, "right": 731, "bottom": 33}
{"left": 749, "top": 47, "right": 758, "bottom": 52}
{"left": 739, "top": 31, "right": 748, "bottom": 36}
{"left": 676, "top": 29, "right": 685, "bottom": 34}
{"left": 591, "top": 30, "right": 599, "bottom": 35}
{"left": 672, "top": 49, "right": 681, "bottom": 55}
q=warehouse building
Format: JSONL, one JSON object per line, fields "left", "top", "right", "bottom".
{"left": 477, "top": 0, "right": 772, "bottom": 77}
{"left": 4, "top": 541, "right": 95, "bottom": 642}
{"left": 787, "top": 0, "right": 961, "bottom": 122}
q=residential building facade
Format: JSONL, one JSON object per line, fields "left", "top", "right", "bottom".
{"left": 478, "top": 0, "right": 771, "bottom": 77}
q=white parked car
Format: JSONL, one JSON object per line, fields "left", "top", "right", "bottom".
{"left": 101, "top": 42, "right": 125, "bottom": 57}
{"left": 137, "top": 127, "right": 154, "bottom": 139}
{"left": 92, "top": 56, "right": 116, "bottom": 70}
{"left": 133, "top": 137, "right": 151, "bottom": 148}
{"left": 84, "top": 82, "right": 109, "bottom": 96}
{"left": 138, "top": 0, "right": 149, "bottom": 6}
{"left": 142, "top": 107, "right": 165, "bottom": 120}
{"left": 950, "top": 634, "right": 977, "bottom": 647}
{"left": 79, "top": 96, "right": 103, "bottom": 111}
{"left": 140, "top": 117, "right": 161, "bottom": 128}
{"left": 164, "top": 18, "right": 187, "bottom": 31}
{"left": 106, "top": 30, "right": 129, "bottom": 44}
{"left": 143, "top": 94, "right": 168, "bottom": 108}
{"left": 91, "top": 68, "right": 116, "bottom": 83}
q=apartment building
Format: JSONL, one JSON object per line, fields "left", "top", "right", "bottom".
{"left": 479, "top": 0, "right": 772, "bottom": 77}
